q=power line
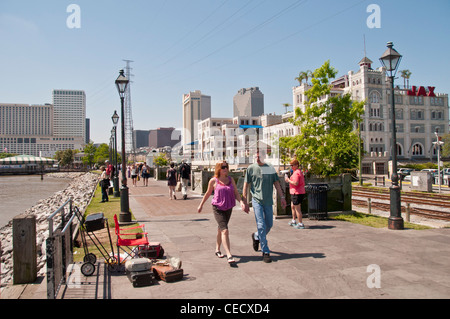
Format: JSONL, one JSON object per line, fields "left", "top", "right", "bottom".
{"left": 151, "top": 0, "right": 308, "bottom": 83}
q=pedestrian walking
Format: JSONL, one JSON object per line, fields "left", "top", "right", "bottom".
{"left": 166, "top": 162, "right": 178, "bottom": 200}
{"left": 242, "top": 150, "right": 286, "bottom": 263}
{"left": 131, "top": 164, "right": 137, "bottom": 187}
{"left": 179, "top": 160, "right": 191, "bottom": 199}
{"left": 141, "top": 163, "right": 151, "bottom": 186}
{"left": 284, "top": 159, "right": 306, "bottom": 229}
{"left": 99, "top": 166, "right": 109, "bottom": 203}
{"left": 198, "top": 161, "right": 248, "bottom": 265}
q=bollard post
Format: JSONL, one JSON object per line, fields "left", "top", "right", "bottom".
{"left": 368, "top": 198, "right": 372, "bottom": 214}
{"left": 13, "top": 214, "right": 37, "bottom": 284}
{"left": 405, "top": 203, "right": 410, "bottom": 222}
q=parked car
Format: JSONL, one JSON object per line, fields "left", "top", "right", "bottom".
{"left": 397, "top": 168, "right": 413, "bottom": 175}
{"left": 397, "top": 168, "right": 414, "bottom": 180}
{"left": 441, "top": 168, "right": 450, "bottom": 176}
{"left": 421, "top": 169, "right": 438, "bottom": 176}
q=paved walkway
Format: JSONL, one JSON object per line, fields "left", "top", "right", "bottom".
{"left": 4, "top": 177, "right": 450, "bottom": 302}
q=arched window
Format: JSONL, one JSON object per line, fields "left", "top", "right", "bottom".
{"left": 396, "top": 143, "right": 403, "bottom": 156}
{"left": 412, "top": 143, "right": 423, "bottom": 156}
{"left": 370, "top": 91, "right": 381, "bottom": 103}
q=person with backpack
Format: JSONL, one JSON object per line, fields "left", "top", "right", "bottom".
{"left": 179, "top": 160, "right": 191, "bottom": 200}
{"left": 167, "top": 162, "right": 178, "bottom": 200}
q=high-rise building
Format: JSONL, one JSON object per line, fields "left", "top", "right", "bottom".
{"left": 149, "top": 127, "right": 181, "bottom": 149}
{"left": 182, "top": 90, "right": 211, "bottom": 158}
{"left": 0, "top": 103, "right": 53, "bottom": 136}
{"left": 134, "top": 130, "right": 150, "bottom": 149}
{"left": 52, "top": 90, "right": 86, "bottom": 141}
{"left": 233, "top": 87, "right": 264, "bottom": 117}
{"left": 0, "top": 102, "right": 84, "bottom": 157}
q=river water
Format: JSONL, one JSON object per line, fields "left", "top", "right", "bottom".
{"left": 0, "top": 175, "right": 71, "bottom": 228}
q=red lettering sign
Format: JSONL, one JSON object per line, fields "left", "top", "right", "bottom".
{"left": 406, "top": 86, "right": 436, "bottom": 97}
{"left": 407, "top": 86, "right": 417, "bottom": 96}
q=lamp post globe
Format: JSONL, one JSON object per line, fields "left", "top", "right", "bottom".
{"left": 115, "top": 70, "right": 131, "bottom": 223}
{"left": 379, "top": 42, "right": 404, "bottom": 230}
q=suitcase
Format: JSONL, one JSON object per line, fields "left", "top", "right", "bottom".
{"left": 126, "top": 270, "right": 155, "bottom": 287}
{"left": 152, "top": 264, "right": 184, "bottom": 283}
{"left": 84, "top": 213, "right": 105, "bottom": 232}
{"left": 137, "top": 243, "right": 164, "bottom": 259}
{"left": 125, "top": 257, "right": 152, "bottom": 272}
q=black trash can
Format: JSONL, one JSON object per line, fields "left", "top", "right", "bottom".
{"left": 305, "top": 183, "right": 329, "bottom": 220}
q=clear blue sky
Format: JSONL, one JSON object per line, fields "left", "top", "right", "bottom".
{"left": 1, "top": 0, "right": 449, "bottom": 145}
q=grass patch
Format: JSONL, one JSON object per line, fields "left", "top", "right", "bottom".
{"left": 331, "top": 212, "right": 431, "bottom": 230}
{"left": 73, "top": 183, "right": 142, "bottom": 262}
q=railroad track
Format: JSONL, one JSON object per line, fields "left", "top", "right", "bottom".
{"left": 352, "top": 187, "right": 450, "bottom": 221}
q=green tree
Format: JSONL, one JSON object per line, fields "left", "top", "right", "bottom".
{"left": 153, "top": 153, "right": 169, "bottom": 167}
{"left": 399, "top": 69, "right": 412, "bottom": 89}
{"left": 56, "top": 149, "right": 75, "bottom": 166}
{"left": 282, "top": 102, "right": 291, "bottom": 114}
{"left": 83, "top": 142, "right": 97, "bottom": 167}
{"left": 441, "top": 133, "right": 450, "bottom": 159}
{"left": 294, "top": 70, "right": 312, "bottom": 85}
{"left": 281, "top": 60, "right": 365, "bottom": 176}
{"left": 95, "top": 143, "right": 110, "bottom": 165}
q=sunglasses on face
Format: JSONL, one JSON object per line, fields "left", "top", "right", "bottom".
{"left": 221, "top": 165, "right": 228, "bottom": 169}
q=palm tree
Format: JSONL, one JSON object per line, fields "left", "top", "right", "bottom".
{"left": 282, "top": 103, "right": 291, "bottom": 113}
{"left": 294, "top": 70, "right": 313, "bottom": 85}
{"left": 295, "top": 72, "right": 305, "bottom": 85}
{"left": 400, "top": 69, "right": 412, "bottom": 89}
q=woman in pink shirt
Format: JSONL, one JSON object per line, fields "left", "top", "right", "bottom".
{"left": 198, "top": 161, "right": 248, "bottom": 265}
{"left": 284, "top": 159, "right": 306, "bottom": 229}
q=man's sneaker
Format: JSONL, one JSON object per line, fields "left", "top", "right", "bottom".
{"left": 183, "top": 194, "right": 187, "bottom": 200}
{"left": 288, "top": 220, "right": 296, "bottom": 226}
{"left": 263, "top": 253, "right": 272, "bottom": 263}
{"left": 251, "top": 233, "right": 259, "bottom": 251}
{"left": 294, "top": 223, "right": 305, "bottom": 229}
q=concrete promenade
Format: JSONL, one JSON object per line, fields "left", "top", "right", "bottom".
{"left": 4, "top": 177, "right": 450, "bottom": 301}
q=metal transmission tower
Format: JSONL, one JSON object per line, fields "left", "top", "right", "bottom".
{"left": 123, "top": 60, "right": 135, "bottom": 155}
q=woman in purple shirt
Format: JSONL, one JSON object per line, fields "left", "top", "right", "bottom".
{"left": 198, "top": 161, "right": 248, "bottom": 265}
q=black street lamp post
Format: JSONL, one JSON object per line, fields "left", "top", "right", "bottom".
{"left": 115, "top": 70, "right": 131, "bottom": 223}
{"left": 112, "top": 111, "right": 120, "bottom": 197}
{"left": 379, "top": 41, "right": 404, "bottom": 230}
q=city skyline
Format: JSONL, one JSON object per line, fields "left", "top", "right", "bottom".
{"left": 1, "top": 0, "right": 449, "bottom": 145}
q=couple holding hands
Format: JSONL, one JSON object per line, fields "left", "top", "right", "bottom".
{"left": 198, "top": 153, "right": 305, "bottom": 265}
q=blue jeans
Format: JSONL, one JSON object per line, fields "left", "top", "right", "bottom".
{"left": 252, "top": 199, "right": 273, "bottom": 254}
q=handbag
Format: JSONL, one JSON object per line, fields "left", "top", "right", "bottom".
{"left": 176, "top": 181, "right": 182, "bottom": 192}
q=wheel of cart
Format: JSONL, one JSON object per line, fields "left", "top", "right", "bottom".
{"left": 74, "top": 208, "right": 118, "bottom": 276}
{"left": 81, "top": 261, "right": 96, "bottom": 276}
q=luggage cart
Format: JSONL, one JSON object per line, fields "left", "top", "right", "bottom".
{"left": 74, "top": 208, "right": 118, "bottom": 276}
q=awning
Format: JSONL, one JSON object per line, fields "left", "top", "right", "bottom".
{"left": 239, "top": 125, "right": 263, "bottom": 129}
{"left": 0, "top": 154, "right": 57, "bottom": 165}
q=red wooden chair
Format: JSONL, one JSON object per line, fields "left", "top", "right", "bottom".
{"left": 113, "top": 214, "right": 149, "bottom": 263}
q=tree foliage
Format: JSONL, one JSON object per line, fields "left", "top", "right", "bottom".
{"left": 281, "top": 60, "right": 365, "bottom": 176}
{"left": 442, "top": 133, "right": 450, "bottom": 159}
{"left": 82, "top": 142, "right": 96, "bottom": 167}
{"left": 153, "top": 153, "right": 169, "bottom": 167}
